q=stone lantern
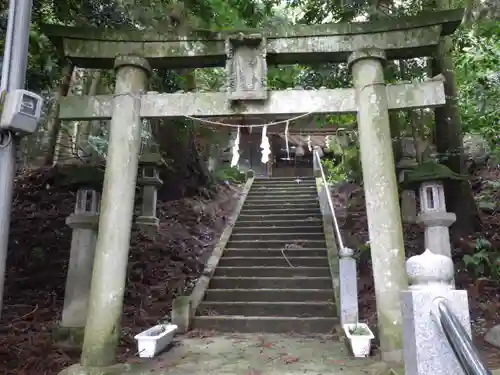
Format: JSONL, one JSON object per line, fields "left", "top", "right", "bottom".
{"left": 401, "top": 162, "right": 467, "bottom": 260}
{"left": 397, "top": 137, "right": 419, "bottom": 223}
{"left": 417, "top": 180, "right": 456, "bottom": 260}
{"left": 58, "top": 188, "right": 100, "bottom": 345}
{"left": 136, "top": 152, "right": 164, "bottom": 235}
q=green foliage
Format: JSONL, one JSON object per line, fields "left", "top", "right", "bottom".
{"left": 462, "top": 238, "right": 500, "bottom": 280}
{"left": 321, "top": 133, "right": 362, "bottom": 185}
{"left": 354, "top": 242, "right": 371, "bottom": 265}
{"left": 214, "top": 166, "right": 245, "bottom": 184}
{"left": 454, "top": 22, "right": 500, "bottom": 150}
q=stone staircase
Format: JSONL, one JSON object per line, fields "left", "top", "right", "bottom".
{"left": 192, "top": 176, "right": 338, "bottom": 333}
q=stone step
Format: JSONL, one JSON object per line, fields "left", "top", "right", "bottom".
{"left": 223, "top": 248, "right": 327, "bottom": 257}
{"left": 252, "top": 184, "right": 316, "bottom": 189}
{"left": 240, "top": 207, "right": 320, "bottom": 215}
{"left": 244, "top": 200, "right": 319, "bottom": 208}
{"left": 248, "top": 188, "right": 316, "bottom": 194}
{"left": 253, "top": 179, "right": 316, "bottom": 185}
{"left": 210, "top": 276, "right": 332, "bottom": 289}
{"left": 225, "top": 239, "right": 326, "bottom": 249}
{"left": 218, "top": 256, "right": 329, "bottom": 267}
{"left": 245, "top": 194, "right": 318, "bottom": 203}
{"left": 191, "top": 315, "right": 338, "bottom": 333}
{"left": 237, "top": 213, "right": 322, "bottom": 221}
{"left": 235, "top": 219, "right": 323, "bottom": 228}
{"left": 230, "top": 232, "right": 325, "bottom": 242}
{"left": 246, "top": 193, "right": 317, "bottom": 200}
{"left": 204, "top": 288, "right": 333, "bottom": 302}
{"left": 250, "top": 186, "right": 316, "bottom": 193}
{"left": 231, "top": 225, "right": 323, "bottom": 234}
{"left": 197, "top": 301, "right": 336, "bottom": 317}
{"left": 250, "top": 185, "right": 317, "bottom": 191}
{"left": 254, "top": 177, "right": 315, "bottom": 181}
{"left": 214, "top": 266, "right": 331, "bottom": 277}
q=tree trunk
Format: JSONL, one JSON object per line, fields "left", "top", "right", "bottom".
{"left": 431, "top": 29, "right": 481, "bottom": 236}
{"left": 154, "top": 69, "right": 214, "bottom": 199}
{"left": 78, "top": 70, "right": 102, "bottom": 144}
{"left": 76, "top": 70, "right": 103, "bottom": 162}
{"left": 43, "top": 62, "right": 75, "bottom": 165}
{"left": 55, "top": 68, "right": 89, "bottom": 164}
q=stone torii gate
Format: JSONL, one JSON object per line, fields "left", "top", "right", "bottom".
{"left": 43, "top": 9, "right": 462, "bottom": 372}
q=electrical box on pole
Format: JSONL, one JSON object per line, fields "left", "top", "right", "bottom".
{"left": 0, "top": 89, "right": 43, "bottom": 134}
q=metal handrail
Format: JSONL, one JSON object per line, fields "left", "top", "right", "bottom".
{"left": 434, "top": 299, "right": 492, "bottom": 375}
{"left": 313, "top": 149, "right": 345, "bottom": 250}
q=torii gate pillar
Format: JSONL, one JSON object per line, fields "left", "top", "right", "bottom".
{"left": 349, "top": 49, "right": 408, "bottom": 363}
{"left": 80, "top": 56, "right": 150, "bottom": 368}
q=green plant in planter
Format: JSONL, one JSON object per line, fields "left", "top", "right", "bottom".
{"left": 349, "top": 324, "right": 371, "bottom": 336}
{"left": 147, "top": 325, "right": 167, "bottom": 336}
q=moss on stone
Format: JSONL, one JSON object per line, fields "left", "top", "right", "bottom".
{"left": 139, "top": 152, "right": 165, "bottom": 166}
{"left": 52, "top": 326, "right": 86, "bottom": 348}
{"left": 55, "top": 165, "right": 105, "bottom": 191}
{"left": 58, "top": 362, "right": 150, "bottom": 375}
{"left": 378, "top": 311, "right": 404, "bottom": 361}
{"left": 173, "top": 296, "right": 191, "bottom": 309}
{"left": 41, "top": 9, "right": 463, "bottom": 43}
{"left": 401, "top": 161, "right": 468, "bottom": 189}
{"left": 41, "top": 9, "right": 463, "bottom": 69}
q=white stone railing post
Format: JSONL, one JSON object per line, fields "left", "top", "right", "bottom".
{"left": 61, "top": 188, "right": 100, "bottom": 332}
{"left": 339, "top": 246, "right": 359, "bottom": 325}
{"left": 313, "top": 146, "right": 323, "bottom": 178}
{"left": 401, "top": 249, "right": 471, "bottom": 375}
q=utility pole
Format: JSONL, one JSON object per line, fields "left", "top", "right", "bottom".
{"left": 0, "top": 0, "right": 35, "bottom": 319}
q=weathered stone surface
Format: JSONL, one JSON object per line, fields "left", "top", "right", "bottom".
{"left": 402, "top": 250, "right": 470, "bottom": 375}
{"left": 463, "top": 133, "right": 491, "bottom": 165}
{"left": 171, "top": 296, "right": 191, "bottom": 333}
{"left": 401, "top": 190, "right": 417, "bottom": 223}
{"left": 58, "top": 80, "right": 445, "bottom": 120}
{"left": 484, "top": 324, "right": 500, "bottom": 349}
{"left": 61, "top": 189, "right": 99, "bottom": 332}
{"left": 80, "top": 57, "right": 150, "bottom": 368}
{"left": 225, "top": 34, "right": 268, "bottom": 101}
{"left": 43, "top": 9, "right": 463, "bottom": 69}
{"left": 350, "top": 49, "right": 407, "bottom": 363}
{"left": 315, "top": 177, "right": 341, "bottom": 320}
{"left": 338, "top": 247, "right": 359, "bottom": 325}
{"left": 57, "top": 363, "right": 147, "bottom": 375}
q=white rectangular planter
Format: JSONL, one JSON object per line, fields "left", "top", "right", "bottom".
{"left": 343, "top": 323, "right": 375, "bottom": 358}
{"left": 134, "top": 323, "right": 178, "bottom": 358}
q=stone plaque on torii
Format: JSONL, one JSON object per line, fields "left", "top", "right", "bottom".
{"left": 225, "top": 33, "right": 268, "bottom": 101}
{"left": 41, "top": 8, "right": 464, "bottom": 373}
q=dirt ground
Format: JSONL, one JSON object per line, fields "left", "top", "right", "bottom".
{"left": 0, "top": 167, "right": 242, "bottom": 375}
{"left": 129, "top": 333, "right": 380, "bottom": 375}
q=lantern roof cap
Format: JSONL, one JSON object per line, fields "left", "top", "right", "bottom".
{"left": 400, "top": 161, "right": 468, "bottom": 189}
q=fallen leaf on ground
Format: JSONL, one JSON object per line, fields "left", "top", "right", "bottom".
{"left": 282, "top": 356, "right": 299, "bottom": 364}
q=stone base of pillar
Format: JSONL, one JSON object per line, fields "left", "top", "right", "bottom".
{"left": 171, "top": 296, "right": 191, "bottom": 333}
{"left": 58, "top": 362, "right": 140, "bottom": 375}
{"left": 52, "top": 325, "right": 85, "bottom": 350}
